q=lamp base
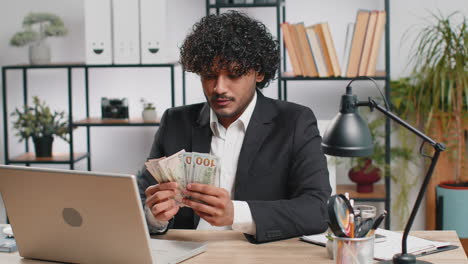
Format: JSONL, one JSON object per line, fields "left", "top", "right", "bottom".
{"left": 378, "top": 253, "right": 432, "bottom": 264}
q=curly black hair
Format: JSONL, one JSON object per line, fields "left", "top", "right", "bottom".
{"left": 180, "top": 11, "right": 280, "bottom": 89}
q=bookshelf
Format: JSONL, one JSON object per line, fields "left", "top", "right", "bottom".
{"left": 206, "top": 0, "right": 391, "bottom": 229}
{"left": 2, "top": 63, "right": 180, "bottom": 170}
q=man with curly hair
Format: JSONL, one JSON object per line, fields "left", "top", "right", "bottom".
{"left": 138, "top": 11, "right": 331, "bottom": 243}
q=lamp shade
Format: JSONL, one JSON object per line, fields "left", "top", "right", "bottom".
{"left": 321, "top": 93, "right": 374, "bottom": 157}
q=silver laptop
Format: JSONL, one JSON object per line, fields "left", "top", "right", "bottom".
{"left": 0, "top": 165, "right": 206, "bottom": 264}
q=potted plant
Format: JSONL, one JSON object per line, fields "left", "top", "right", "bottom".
{"left": 392, "top": 12, "right": 467, "bottom": 231}
{"left": 11, "top": 96, "right": 69, "bottom": 157}
{"left": 10, "top": 12, "right": 68, "bottom": 64}
{"left": 140, "top": 98, "right": 157, "bottom": 122}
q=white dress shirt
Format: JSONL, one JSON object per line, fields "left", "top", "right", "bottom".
{"left": 146, "top": 92, "right": 257, "bottom": 235}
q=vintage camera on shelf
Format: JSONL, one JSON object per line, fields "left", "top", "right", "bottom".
{"left": 101, "top": 97, "right": 129, "bottom": 119}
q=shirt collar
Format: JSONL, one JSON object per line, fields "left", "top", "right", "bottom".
{"left": 210, "top": 91, "right": 257, "bottom": 137}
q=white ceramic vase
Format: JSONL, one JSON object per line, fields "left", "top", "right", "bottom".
{"left": 142, "top": 109, "right": 157, "bottom": 122}
{"left": 29, "top": 39, "right": 51, "bottom": 65}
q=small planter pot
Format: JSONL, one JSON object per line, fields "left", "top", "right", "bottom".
{"left": 436, "top": 181, "right": 468, "bottom": 238}
{"left": 29, "top": 40, "right": 51, "bottom": 65}
{"left": 142, "top": 109, "right": 157, "bottom": 122}
{"left": 33, "top": 136, "right": 54, "bottom": 157}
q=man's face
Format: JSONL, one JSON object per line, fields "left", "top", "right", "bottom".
{"left": 201, "top": 69, "right": 264, "bottom": 127}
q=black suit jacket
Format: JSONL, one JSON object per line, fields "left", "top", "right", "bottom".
{"left": 138, "top": 91, "right": 331, "bottom": 243}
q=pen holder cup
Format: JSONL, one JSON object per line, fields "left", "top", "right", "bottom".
{"left": 333, "top": 235, "right": 374, "bottom": 264}
{"left": 353, "top": 205, "right": 376, "bottom": 220}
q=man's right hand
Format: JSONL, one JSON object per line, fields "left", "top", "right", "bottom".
{"left": 145, "top": 182, "right": 179, "bottom": 222}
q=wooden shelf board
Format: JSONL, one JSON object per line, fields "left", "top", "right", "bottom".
{"left": 280, "top": 72, "right": 387, "bottom": 80}
{"left": 9, "top": 152, "right": 88, "bottom": 163}
{"left": 336, "top": 184, "right": 386, "bottom": 200}
{"left": 73, "top": 117, "right": 160, "bottom": 126}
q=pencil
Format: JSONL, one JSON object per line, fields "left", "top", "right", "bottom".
{"left": 349, "top": 213, "right": 355, "bottom": 238}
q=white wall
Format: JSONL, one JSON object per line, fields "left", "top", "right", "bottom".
{"left": 0, "top": 0, "right": 466, "bottom": 228}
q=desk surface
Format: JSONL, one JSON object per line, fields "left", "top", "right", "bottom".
{"left": 1, "top": 229, "right": 467, "bottom": 263}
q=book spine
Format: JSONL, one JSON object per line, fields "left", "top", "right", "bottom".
{"left": 366, "top": 11, "right": 386, "bottom": 76}
{"left": 295, "top": 23, "right": 318, "bottom": 77}
{"left": 341, "top": 23, "right": 355, "bottom": 77}
{"left": 321, "top": 23, "right": 341, "bottom": 77}
{"left": 358, "top": 10, "right": 378, "bottom": 76}
{"left": 281, "top": 23, "right": 302, "bottom": 76}
{"left": 346, "top": 10, "right": 371, "bottom": 77}
{"left": 313, "top": 24, "right": 333, "bottom": 76}
{"left": 290, "top": 24, "right": 306, "bottom": 76}
{"left": 306, "top": 26, "right": 328, "bottom": 77}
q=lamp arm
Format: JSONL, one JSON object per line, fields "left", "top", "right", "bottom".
{"left": 358, "top": 98, "right": 445, "bottom": 257}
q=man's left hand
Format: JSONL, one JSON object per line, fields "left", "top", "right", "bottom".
{"left": 182, "top": 183, "right": 234, "bottom": 227}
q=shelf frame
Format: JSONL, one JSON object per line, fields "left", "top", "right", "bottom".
{"left": 2, "top": 63, "right": 179, "bottom": 170}
{"left": 206, "top": 0, "right": 392, "bottom": 229}
{"left": 278, "top": 0, "right": 391, "bottom": 229}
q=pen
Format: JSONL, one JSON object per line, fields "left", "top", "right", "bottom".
{"left": 349, "top": 213, "right": 355, "bottom": 238}
{"left": 366, "top": 210, "right": 387, "bottom": 237}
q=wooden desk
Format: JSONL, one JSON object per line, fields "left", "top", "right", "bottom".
{"left": 1, "top": 230, "right": 467, "bottom": 263}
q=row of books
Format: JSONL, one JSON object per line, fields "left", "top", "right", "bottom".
{"left": 282, "top": 10, "right": 386, "bottom": 78}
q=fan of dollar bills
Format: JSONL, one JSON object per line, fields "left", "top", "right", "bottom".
{"left": 145, "top": 150, "right": 221, "bottom": 204}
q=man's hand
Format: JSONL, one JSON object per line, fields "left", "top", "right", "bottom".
{"left": 145, "top": 182, "right": 179, "bottom": 222}
{"left": 182, "top": 183, "right": 234, "bottom": 226}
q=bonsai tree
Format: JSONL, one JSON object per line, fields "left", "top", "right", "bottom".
{"left": 10, "top": 12, "right": 67, "bottom": 46}
{"left": 11, "top": 96, "right": 69, "bottom": 143}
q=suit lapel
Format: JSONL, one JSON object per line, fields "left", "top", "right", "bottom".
{"left": 192, "top": 103, "right": 212, "bottom": 153}
{"left": 191, "top": 103, "right": 212, "bottom": 228}
{"left": 234, "top": 91, "right": 277, "bottom": 199}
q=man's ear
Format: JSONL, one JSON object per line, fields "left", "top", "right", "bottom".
{"left": 255, "top": 72, "right": 265, "bottom": 82}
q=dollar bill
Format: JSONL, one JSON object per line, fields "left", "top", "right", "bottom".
{"left": 144, "top": 150, "right": 221, "bottom": 207}
{"left": 182, "top": 152, "right": 193, "bottom": 184}
{"left": 191, "top": 153, "right": 220, "bottom": 186}
{"left": 158, "top": 149, "right": 186, "bottom": 187}
{"left": 145, "top": 156, "right": 167, "bottom": 183}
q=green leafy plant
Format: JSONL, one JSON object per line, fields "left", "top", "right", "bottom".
{"left": 140, "top": 98, "right": 156, "bottom": 110}
{"left": 394, "top": 11, "right": 467, "bottom": 183}
{"left": 11, "top": 96, "right": 69, "bottom": 142}
{"left": 10, "top": 12, "right": 67, "bottom": 46}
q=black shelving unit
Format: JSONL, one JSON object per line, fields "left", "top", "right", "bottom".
{"left": 207, "top": 0, "right": 391, "bottom": 229}
{"left": 2, "top": 63, "right": 180, "bottom": 171}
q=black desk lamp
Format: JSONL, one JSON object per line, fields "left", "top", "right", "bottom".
{"left": 321, "top": 76, "right": 445, "bottom": 264}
